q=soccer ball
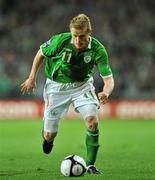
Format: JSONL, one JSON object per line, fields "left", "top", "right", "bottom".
{"left": 60, "top": 155, "right": 87, "bottom": 177}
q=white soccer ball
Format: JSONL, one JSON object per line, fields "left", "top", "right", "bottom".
{"left": 60, "top": 155, "right": 87, "bottom": 177}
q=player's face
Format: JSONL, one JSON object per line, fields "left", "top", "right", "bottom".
{"left": 71, "top": 27, "right": 90, "bottom": 51}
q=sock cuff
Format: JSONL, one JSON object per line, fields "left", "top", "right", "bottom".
{"left": 86, "top": 129, "right": 99, "bottom": 136}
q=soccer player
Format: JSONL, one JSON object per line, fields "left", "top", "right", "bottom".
{"left": 21, "top": 14, "right": 114, "bottom": 174}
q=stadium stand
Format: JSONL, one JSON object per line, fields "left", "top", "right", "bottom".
{"left": 0, "top": 0, "right": 154, "bottom": 99}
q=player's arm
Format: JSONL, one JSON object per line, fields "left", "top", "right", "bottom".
{"left": 20, "top": 49, "right": 44, "bottom": 94}
{"left": 98, "top": 75, "right": 114, "bottom": 105}
{"left": 96, "top": 46, "right": 114, "bottom": 105}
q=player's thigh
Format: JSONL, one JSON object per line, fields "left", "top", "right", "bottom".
{"left": 73, "top": 90, "right": 99, "bottom": 115}
{"left": 43, "top": 93, "right": 71, "bottom": 132}
{"left": 77, "top": 104, "right": 99, "bottom": 120}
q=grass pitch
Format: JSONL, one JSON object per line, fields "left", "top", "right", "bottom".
{"left": 0, "top": 119, "right": 155, "bottom": 180}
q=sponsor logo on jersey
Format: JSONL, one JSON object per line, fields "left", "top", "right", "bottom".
{"left": 84, "top": 56, "right": 91, "bottom": 63}
{"left": 43, "top": 40, "right": 51, "bottom": 47}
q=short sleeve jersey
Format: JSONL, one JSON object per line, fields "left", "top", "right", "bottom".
{"left": 40, "top": 32, "right": 112, "bottom": 83}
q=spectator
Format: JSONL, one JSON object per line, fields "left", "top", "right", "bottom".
{"left": 0, "top": 0, "right": 154, "bottom": 99}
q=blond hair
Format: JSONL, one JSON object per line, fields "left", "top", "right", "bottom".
{"left": 70, "top": 14, "right": 92, "bottom": 33}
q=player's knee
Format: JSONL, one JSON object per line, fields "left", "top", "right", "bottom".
{"left": 44, "top": 132, "right": 57, "bottom": 142}
{"left": 86, "top": 116, "right": 98, "bottom": 131}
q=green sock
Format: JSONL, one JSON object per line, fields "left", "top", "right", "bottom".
{"left": 85, "top": 129, "right": 99, "bottom": 166}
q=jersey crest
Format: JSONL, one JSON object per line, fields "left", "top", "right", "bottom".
{"left": 84, "top": 55, "right": 91, "bottom": 63}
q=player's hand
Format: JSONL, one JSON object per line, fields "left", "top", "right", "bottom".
{"left": 98, "top": 92, "right": 109, "bottom": 105}
{"left": 20, "top": 78, "right": 36, "bottom": 95}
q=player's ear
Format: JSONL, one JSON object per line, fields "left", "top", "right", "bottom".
{"left": 87, "top": 28, "right": 92, "bottom": 35}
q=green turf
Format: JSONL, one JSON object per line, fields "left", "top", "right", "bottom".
{"left": 0, "top": 119, "right": 155, "bottom": 180}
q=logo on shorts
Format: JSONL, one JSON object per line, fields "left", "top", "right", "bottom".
{"left": 51, "top": 109, "right": 59, "bottom": 116}
{"left": 84, "top": 56, "right": 91, "bottom": 63}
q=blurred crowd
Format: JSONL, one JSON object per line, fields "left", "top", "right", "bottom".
{"left": 0, "top": 0, "right": 154, "bottom": 99}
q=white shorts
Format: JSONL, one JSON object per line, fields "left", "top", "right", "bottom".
{"left": 43, "top": 78, "right": 99, "bottom": 132}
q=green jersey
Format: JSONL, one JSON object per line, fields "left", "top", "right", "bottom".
{"left": 40, "top": 32, "right": 112, "bottom": 83}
